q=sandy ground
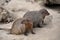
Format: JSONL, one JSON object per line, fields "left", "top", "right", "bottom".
{"left": 0, "top": 0, "right": 60, "bottom": 40}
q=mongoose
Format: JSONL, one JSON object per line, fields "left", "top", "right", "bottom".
{"left": 0, "top": 18, "right": 35, "bottom": 36}
{"left": 23, "top": 9, "right": 50, "bottom": 28}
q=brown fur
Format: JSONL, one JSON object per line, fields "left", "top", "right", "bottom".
{"left": 10, "top": 18, "right": 35, "bottom": 35}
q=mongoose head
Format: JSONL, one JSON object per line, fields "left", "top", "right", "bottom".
{"left": 39, "top": 9, "right": 50, "bottom": 16}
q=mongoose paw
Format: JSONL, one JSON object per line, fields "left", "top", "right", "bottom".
{"left": 38, "top": 26, "right": 43, "bottom": 28}
{"left": 24, "top": 33, "right": 28, "bottom": 36}
{"left": 32, "top": 32, "right": 35, "bottom": 34}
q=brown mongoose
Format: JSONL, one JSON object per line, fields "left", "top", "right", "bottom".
{"left": 10, "top": 18, "right": 35, "bottom": 35}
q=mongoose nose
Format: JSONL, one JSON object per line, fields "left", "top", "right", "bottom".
{"left": 48, "top": 12, "right": 50, "bottom": 15}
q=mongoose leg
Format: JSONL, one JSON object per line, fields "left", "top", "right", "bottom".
{"left": 24, "top": 29, "right": 28, "bottom": 36}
